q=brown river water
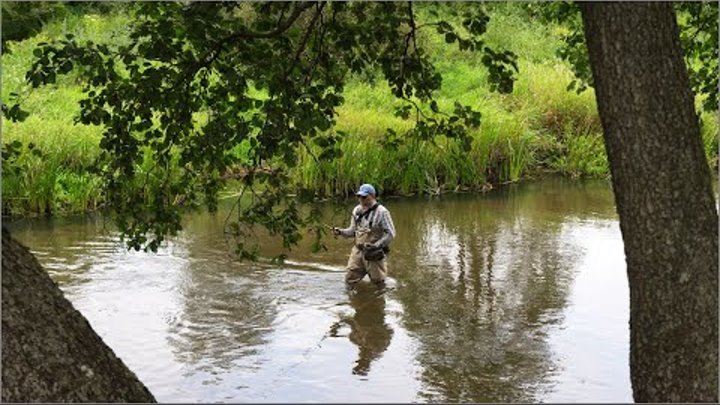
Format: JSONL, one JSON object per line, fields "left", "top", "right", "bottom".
{"left": 6, "top": 176, "right": 631, "bottom": 402}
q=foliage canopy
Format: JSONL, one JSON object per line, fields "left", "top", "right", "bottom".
{"left": 527, "top": 1, "right": 718, "bottom": 111}
{"left": 13, "top": 2, "right": 520, "bottom": 256}
{"left": 5, "top": 1, "right": 717, "bottom": 258}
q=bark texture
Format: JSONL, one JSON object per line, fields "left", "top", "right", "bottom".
{"left": 579, "top": 3, "right": 718, "bottom": 402}
{"left": 1, "top": 227, "right": 156, "bottom": 402}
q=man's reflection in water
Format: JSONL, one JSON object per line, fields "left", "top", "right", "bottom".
{"left": 331, "top": 285, "right": 394, "bottom": 376}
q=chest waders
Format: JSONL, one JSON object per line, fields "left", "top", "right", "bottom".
{"left": 354, "top": 204, "right": 385, "bottom": 260}
{"left": 345, "top": 203, "right": 388, "bottom": 286}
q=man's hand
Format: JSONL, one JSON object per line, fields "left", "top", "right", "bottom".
{"left": 363, "top": 242, "right": 378, "bottom": 250}
{"left": 332, "top": 227, "right": 341, "bottom": 236}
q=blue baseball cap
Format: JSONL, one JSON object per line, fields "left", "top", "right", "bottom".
{"left": 355, "top": 183, "right": 376, "bottom": 197}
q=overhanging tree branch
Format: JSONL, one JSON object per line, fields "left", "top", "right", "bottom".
{"left": 225, "top": 2, "right": 315, "bottom": 42}
{"left": 177, "top": 2, "right": 317, "bottom": 87}
{"left": 292, "top": 2, "right": 325, "bottom": 69}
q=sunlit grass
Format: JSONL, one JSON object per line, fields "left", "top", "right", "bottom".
{"left": 3, "top": 3, "right": 717, "bottom": 216}
{"left": 3, "top": 8, "right": 135, "bottom": 215}
{"left": 700, "top": 110, "right": 719, "bottom": 169}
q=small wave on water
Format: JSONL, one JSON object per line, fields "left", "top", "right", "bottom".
{"left": 281, "top": 259, "right": 346, "bottom": 273}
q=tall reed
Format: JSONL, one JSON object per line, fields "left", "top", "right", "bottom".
{"left": 3, "top": 3, "right": 717, "bottom": 216}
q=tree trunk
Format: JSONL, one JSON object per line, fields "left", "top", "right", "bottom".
{"left": 1, "top": 227, "right": 156, "bottom": 402}
{"left": 579, "top": 3, "right": 718, "bottom": 402}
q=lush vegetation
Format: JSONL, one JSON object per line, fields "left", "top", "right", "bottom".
{"left": 2, "top": 3, "right": 717, "bottom": 217}
{"left": 3, "top": 5, "right": 134, "bottom": 216}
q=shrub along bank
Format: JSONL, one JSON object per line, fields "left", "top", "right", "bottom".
{"left": 3, "top": 4, "right": 717, "bottom": 216}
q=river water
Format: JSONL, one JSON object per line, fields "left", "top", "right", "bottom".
{"left": 6, "top": 177, "right": 632, "bottom": 402}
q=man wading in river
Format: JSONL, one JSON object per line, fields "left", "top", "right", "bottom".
{"left": 333, "top": 184, "right": 396, "bottom": 289}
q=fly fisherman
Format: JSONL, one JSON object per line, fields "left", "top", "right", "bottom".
{"left": 332, "top": 184, "right": 396, "bottom": 289}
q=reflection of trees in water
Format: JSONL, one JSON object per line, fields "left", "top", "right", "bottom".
{"left": 7, "top": 177, "right": 613, "bottom": 398}
{"left": 166, "top": 269, "right": 278, "bottom": 372}
{"left": 6, "top": 216, "right": 121, "bottom": 288}
{"left": 163, "top": 214, "right": 279, "bottom": 374}
{"left": 391, "top": 180, "right": 607, "bottom": 402}
{"left": 330, "top": 287, "right": 394, "bottom": 376}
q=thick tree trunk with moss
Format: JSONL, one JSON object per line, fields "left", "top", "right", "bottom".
{"left": 1, "top": 227, "right": 156, "bottom": 402}
{"left": 579, "top": 3, "right": 718, "bottom": 402}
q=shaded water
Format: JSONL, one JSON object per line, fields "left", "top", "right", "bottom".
{"left": 6, "top": 177, "right": 631, "bottom": 402}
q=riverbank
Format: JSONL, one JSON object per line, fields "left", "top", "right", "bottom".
{"left": 3, "top": 4, "right": 717, "bottom": 217}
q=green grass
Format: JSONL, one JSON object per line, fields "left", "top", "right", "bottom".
{"left": 291, "top": 3, "right": 608, "bottom": 195}
{"left": 700, "top": 110, "right": 719, "bottom": 169}
{"left": 2, "top": 114, "right": 104, "bottom": 215}
{"left": 2, "top": 7, "right": 134, "bottom": 216}
{"left": 3, "top": 3, "right": 717, "bottom": 216}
